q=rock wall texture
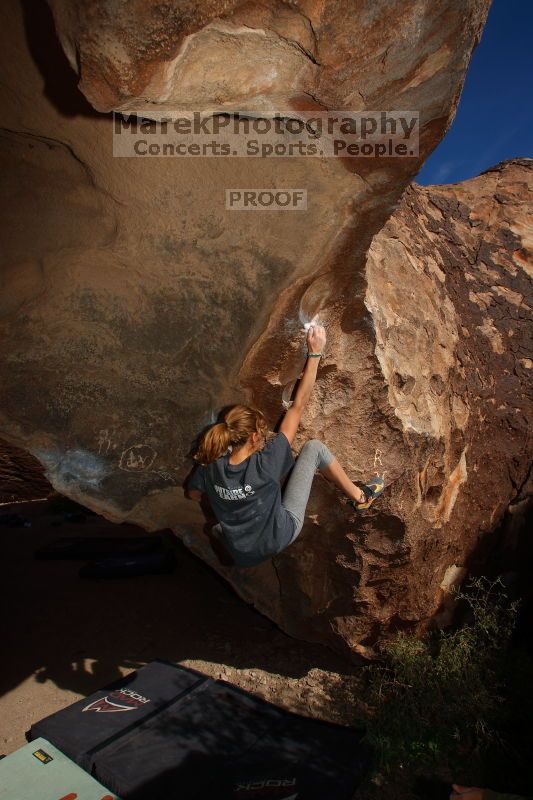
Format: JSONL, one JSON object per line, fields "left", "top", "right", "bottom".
{"left": 182, "top": 158, "right": 532, "bottom": 659}
{"left": 2, "top": 0, "right": 530, "bottom": 661}
{"left": 46, "top": 0, "right": 490, "bottom": 124}
{"left": 0, "top": 438, "right": 52, "bottom": 504}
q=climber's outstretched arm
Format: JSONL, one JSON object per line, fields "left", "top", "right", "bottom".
{"left": 279, "top": 324, "right": 326, "bottom": 446}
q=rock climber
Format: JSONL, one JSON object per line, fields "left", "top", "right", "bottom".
{"left": 185, "top": 323, "right": 384, "bottom": 567}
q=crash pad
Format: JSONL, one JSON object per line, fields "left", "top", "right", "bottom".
{"left": 0, "top": 737, "right": 119, "bottom": 800}
{"left": 28, "top": 660, "right": 372, "bottom": 799}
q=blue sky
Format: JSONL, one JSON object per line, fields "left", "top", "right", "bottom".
{"left": 415, "top": 0, "right": 533, "bottom": 185}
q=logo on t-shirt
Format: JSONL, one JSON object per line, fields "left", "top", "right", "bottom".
{"left": 214, "top": 483, "right": 255, "bottom": 500}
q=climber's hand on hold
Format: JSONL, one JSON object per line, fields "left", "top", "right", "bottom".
{"left": 307, "top": 323, "right": 326, "bottom": 354}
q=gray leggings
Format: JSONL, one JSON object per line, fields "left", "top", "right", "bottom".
{"left": 283, "top": 439, "right": 335, "bottom": 543}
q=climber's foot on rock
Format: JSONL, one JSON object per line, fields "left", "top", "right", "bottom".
{"left": 348, "top": 476, "right": 385, "bottom": 512}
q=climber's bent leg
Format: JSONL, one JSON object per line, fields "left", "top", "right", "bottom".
{"left": 320, "top": 458, "right": 366, "bottom": 503}
{"left": 282, "top": 439, "right": 335, "bottom": 542}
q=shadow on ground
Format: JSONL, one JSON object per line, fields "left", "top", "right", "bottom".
{"left": 0, "top": 495, "right": 365, "bottom": 752}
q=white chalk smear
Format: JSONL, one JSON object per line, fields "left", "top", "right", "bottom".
{"left": 300, "top": 311, "right": 324, "bottom": 332}
{"left": 31, "top": 447, "right": 111, "bottom": 490}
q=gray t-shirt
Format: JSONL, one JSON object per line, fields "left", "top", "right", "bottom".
{"left": 187, "top": 432, "right": 296, "bottom": 567}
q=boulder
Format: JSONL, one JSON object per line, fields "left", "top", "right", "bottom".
{"left": 245, "top": 158, "right": 532, "bottom": 658}
{"left": 175, "top": 158, "right": 532, "bottom": 659}
{"left": 46, "top": 0, "right": 490, "bottom": 124}
{"left": 2, "top": 0, "right": 529, "bottom": 661}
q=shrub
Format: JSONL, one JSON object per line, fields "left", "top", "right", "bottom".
{"left": 362, "top": 575, "right": 520, "bottom": 776}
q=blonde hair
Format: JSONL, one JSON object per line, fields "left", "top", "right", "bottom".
{"left": 194, "top": 405, "right": 269, "bottom": 466}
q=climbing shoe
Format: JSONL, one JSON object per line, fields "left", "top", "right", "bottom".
{"left": 348, "top": 476, "right": 385, "bottom": 512}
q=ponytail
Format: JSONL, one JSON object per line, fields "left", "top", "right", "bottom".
{"left": 194, "top": 422, "right": 232, "bottom": 466}
{"left": 193, "top": 404, "right": 269, "bottom": 466}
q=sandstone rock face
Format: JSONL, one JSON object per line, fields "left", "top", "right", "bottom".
{"left": 192, "top": 159, "right": 533, "bottom": 658}
{"left": 46, "top": 0, "right": 491, "bottom": 124}
{"left": 0, "top": 438, "right": 52, "bottom": 504}
{"left": 3, "top": 0, "right": 529, "bottom": 662}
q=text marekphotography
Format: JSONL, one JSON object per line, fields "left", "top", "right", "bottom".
{"left": 113, "top": 111, "right": 420, "bottom": 158}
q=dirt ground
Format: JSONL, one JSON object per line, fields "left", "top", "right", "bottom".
{"left": 0, "top": 496, "right": 369, "bottom": 760}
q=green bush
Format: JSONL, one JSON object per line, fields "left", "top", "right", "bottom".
{"left": 362, "top": 576, "right": 520, "bottom": 776}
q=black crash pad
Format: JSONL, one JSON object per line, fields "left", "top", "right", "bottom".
{"left": 28, "top": 660, "right": 372, "bottom": 800}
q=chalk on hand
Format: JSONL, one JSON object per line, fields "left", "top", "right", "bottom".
{"left": 303, "top": 317, "right": 323, "bottom": 332}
